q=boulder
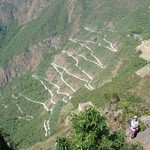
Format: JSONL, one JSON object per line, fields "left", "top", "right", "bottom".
{"left": 140, "top": 116, "right": 150, "bottom": 128}
{"left": 134, "top": 128, "right": 150, "bottom": 150}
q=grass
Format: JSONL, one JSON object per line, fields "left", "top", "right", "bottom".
{"left": 0, "top": 0, "right": 69, "bottom": 66}
{"left": 70, "top": 31, "right": 147, "bottom": 109}
{"left": 0, "top": 72, "right": 66, "bottom": 148}
{"left": 0, "top": 0, "right": 150, "bottom": 149}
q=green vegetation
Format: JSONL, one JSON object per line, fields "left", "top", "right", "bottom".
{"left": 116, "top": 101, "right": 150, "bottom": 129}
{"left": 70, "top": 35, "right": 146, "bottom": 108}
{"left": 0, "top": 0, "right": 150, "bottom": 149}
{"left": 0, "top": 21, "right": 6, "bottom": 47}
{"left": 0, "top": 0, "right": 69, "bottom": 66}
{"left": 56, "top": 108, "right": 143, "bottom": 150}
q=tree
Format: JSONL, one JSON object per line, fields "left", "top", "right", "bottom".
{"left": 56, "top": 107, "right": 143, "bottom": 150}
{"left": 56, "top": 137, "right": 70, "bottom": 150}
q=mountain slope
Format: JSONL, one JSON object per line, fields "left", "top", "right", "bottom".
{"left": 0, "top": 0, "right": 150, "bottom": 149}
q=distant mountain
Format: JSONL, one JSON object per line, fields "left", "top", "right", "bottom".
{"left": 0, "top": 0, "right": 150, "bottom": 149}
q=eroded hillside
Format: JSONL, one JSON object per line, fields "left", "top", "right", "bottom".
{"left": 0, "top": 0, "right": 150, "bottom": 149}
{"left": 0, "top": 0, "right": 53, "bottom": 24}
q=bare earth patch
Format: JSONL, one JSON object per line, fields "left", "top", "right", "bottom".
{"left": 136, "top": 64, "right": 150, "bottom": 77}
{"left": 46, "top": 66, "right": 60, "bottom": 81}
{"left": 67, "top": 0, "right": 76, "bottom": 23}
{"left": 100, "top": 59, "right": 123, "bottom": 86}
{"left": 136, "top": 40, "right": 150, "bottom": 77}
{"left": 136, "top": 40, "right": 150, "bottom": 61}
{"left": 54, "top": 53, "right": 67, "bottom": 66}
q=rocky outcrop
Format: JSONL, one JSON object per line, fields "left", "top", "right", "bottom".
{"left": 136, "top": 40, "right": 150, "bottom": 61}
{"left": 0, "top": 46, "right": 43, "bottom": 86}
{"left": 0, "top": 0, "right": 53, "bottom": 24}
{"left": 140, "top": 116, "right": 150, "bottom": 128}
{"left": 0, "top": 36, "right": 61, "bottom": 86}
{"left": 0, "top": 68, "right": 8, "bottom": 85}
{"left": 0, "top": 1, "right": 17, "bottom": 24}
{"left": 133, "top": 128, "right": 150, "bottom": 150}
{"left": 17, "top": 0, "right": 53, "bottom": 24}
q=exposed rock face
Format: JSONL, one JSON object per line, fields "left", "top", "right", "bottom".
{"left": 0, "top": 1, "right": 17, "bottom": 24}
{"left": 0, "top": 36, "right": 61, "bottom": 86}
{"left": 17, "top": 0, "right": 53, "bottom": 24}
{"left": 134, "top": 128, "right": 150, "bottom": 150}
{"left": 140, "top": 116, "right": 150, "bottom": 128}
{"left": 136, "top": 63, "right": 150, "bottom": 77}
{"left": 0, "top": 0, "right": 53, "bottom": 24}
{"left": 0, "top": 46, "right": 43, "bottom": 86}
{"left": 0, "top": 67, "right": 8, "bottom": 85}
{"left": 136, "top": 40, "right": 150, "bottom": 61}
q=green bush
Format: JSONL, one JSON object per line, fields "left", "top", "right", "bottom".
{"left": 56, "top": 108, "right": 143, "bottom": 150}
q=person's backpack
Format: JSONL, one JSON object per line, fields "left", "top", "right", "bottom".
{"left": 128, "top": 118, "right": 133, "bottom": 127}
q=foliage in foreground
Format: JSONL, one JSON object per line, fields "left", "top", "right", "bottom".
{"left": 56, "top": 108, "right": 143, "bottom": 150}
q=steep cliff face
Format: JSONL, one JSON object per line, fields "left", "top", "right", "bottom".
{"left": 16, "top": 0, "right": 53, "bottom": 24}
{"left": 0, "top": 36, "right": 61, "bottom": 86}
{"left": 0, "top": 0, "right": 53, "bottom": 24}
{"left": 0, "top": 48, "right": 44, "bottom": 86}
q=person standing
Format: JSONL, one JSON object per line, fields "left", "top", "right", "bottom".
{"left": 129, "top": 116, "right": 139, "bottom": 139}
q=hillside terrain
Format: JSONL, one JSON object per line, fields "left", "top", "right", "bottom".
{"left": 0, "top": 0, "right": 150, "bottom": 149}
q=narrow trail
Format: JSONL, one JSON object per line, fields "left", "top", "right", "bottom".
{"left": 62, "top": 51, "right": 93, "bottom": 80}
{"left": 85, "top": 84, "right": 95, "bottom": 90}
{"left": 12, "top": 95, "right": 24, "bottom": 114}
{"left": 13, "top": 93, "right": 51, "bottom": 133}
{"left": 12, "top": 94, "right": 18, "bottom": 99}
{"left": 35, "top": 75, "right": 72, "bottom": 99}
{"left": 69, "top": 38, "right": 105, "bottom": 69}
{"left": 17, "top": 115, "right": 33, "bottom": 121}
{"left": 3, "top": 104, "right": 8, "bottom": 108}
{"left": 51, "top": 63, "right": 76, "bottom": 92}
{"left": 62, "top": 98, "right": 68, "bottom": 103}
{"left": 52, "top": 63, "right": 89, "bottom": 83}
{"left": 12, "top": 94, "right": 33, "bottom": 121}
{"left": 80, "top": 43, "right": 105, "bottom": 68}
{"left": 103, "top": 38, "right": 117, "bottom": 52}
{"left": 47, "top": 120, "right": 50, "bottom": 133}
{"left": 44, "top": 120, "right": 51, "bottom": 137}
{"left": 83, "top": 40, "right": 96, "bottom": 44}
{"left": 68, "top": 38, "right": 77, "bottom": 43}
{"left": 84, "top": 27, "right": 102, "bottom": 34}
{"left": 70, "top": 38, "right": 100, "bottom": 45}
{"left": 20, "top": 94, "right": 51, "bottom": 112}
{"left": 16, "top": 104, "right": 24, "bottom": 114}
{"left": 26, "top": 115, "right": 33, "bottom": 120}
{"left": 32, "top": 75, "right": 56, "bottom": 104}
{"left": 52, "top": 63, "right": 94, "bottom": 91}
{"left": 27, "top": 126, "right": 71, "bottom": 150}
{"left": 71, "top": 51, "right": 103, "bottom": 68}
{"left": 44, "top": 121, "right": 47, "bottom": 130}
